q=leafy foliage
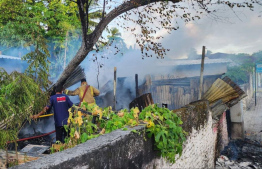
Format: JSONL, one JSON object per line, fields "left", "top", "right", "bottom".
{"left": 58, "top": 104, "right": 186, "bottom": 164}
{"left": 139, "top": 104, "right": 186, "bottom": 163}
{"left": 0, "top": 69, "right": 48, "bottom": 149}
{"left": 224, "top": 52, "right": 262, "bottom": 85}
{"left": 224, "top": 66, "right": 249, "bottom": 84}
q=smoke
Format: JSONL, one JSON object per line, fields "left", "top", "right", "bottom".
{"left": 78, "top": 42, "right": 185, "bottom": 109}
{"left": 0, "top": 46, "right": 30, "bottom": 58}
{"left": 19, "top": 116, "right": 55, "bottom": 141}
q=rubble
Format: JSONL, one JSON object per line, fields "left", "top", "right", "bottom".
{"left": 0, "top": 150, "right": 39, "bottom": 169}
{"left": 216, "top": 139, "right": 262, "bottom": 169}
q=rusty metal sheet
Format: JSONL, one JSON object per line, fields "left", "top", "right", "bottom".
{"left": 20, "top": 144, "right": 49, "bottom": 157}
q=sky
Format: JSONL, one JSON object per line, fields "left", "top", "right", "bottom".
{"left": 79, "top": 1, "right": 262, "bottom": 87}
{"left": 106, "top": 1, "right": 262, "bottom": 59}
{"left": 3, "top": 1, "right": 262, "bottom": 89}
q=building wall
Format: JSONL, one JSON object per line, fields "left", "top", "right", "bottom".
{"left": 240, "top": 73, "right": 254, "bottom": 111}
{"left": 139, "top": 75, "right": 220, "bottom": 110}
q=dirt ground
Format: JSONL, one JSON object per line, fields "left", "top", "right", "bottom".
{"left": 0, "top": 150, "right": 39, "bottom": 169}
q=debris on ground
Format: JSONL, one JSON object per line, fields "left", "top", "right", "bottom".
{"left": 216, "top": 139, "right": 262, "bottom": 169}
{"left": 0, "top": 150, "right": 39, "bottom": 169}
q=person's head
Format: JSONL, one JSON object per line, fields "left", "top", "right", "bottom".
{"left": 81, "top": 78, "right": 87, "bottom": 86}
{"left": 55, "top": 85, "right": 64, "bottom": 93}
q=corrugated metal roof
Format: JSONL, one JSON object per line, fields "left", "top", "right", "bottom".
{"left": 0, "top": 55, "right": 22, "bottom": 60}
{"left": 202, "top": 76, "right": 246, "bottom": 117}
{"left": 157, "top": 58, "right": 232, "bottom": 66}
{"left": 202, "top": 78, "right": 239, "bottom": 104}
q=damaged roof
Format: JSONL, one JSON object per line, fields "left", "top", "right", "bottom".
{"left": 157, "top": 58, "right": 232, "bottom": 66}
{"left": 202, "top": 76, "right": 246, "bottom": 118}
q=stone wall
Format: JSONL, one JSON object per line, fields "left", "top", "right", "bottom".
{"left": 12, "top": 102, "right": 228, "bottom": 169}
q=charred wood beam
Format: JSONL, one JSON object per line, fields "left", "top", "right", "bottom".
{"left": 129, "top": 93, "right": 154, "bottom": 111}
{"left": 152, "top": 79, "right": 190, "bottom": 86}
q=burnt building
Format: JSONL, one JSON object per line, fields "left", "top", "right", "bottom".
{"left": 138, "top": 58, "right": 232, "bottom": 110}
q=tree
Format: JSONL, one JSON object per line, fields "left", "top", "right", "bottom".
{"left": 107, "top": 27, "right": 128, "bottom": 54}
{"left": 0, "top": 69, "right": 48, "bottom": 166}
{"left": 55, "top": 0, "right": 260, "bottom": 87}
{"left": 0, "top": 0, "right": 82, "bottom": 81}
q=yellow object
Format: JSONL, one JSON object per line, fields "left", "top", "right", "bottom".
{"left": 117, "top": 111, "right": 124, "bottom": 117}
{"left": 39, "top": 114, "right": 53, "bottom": 118}
{"left": 64, "top": 89, "right": 69, "bottom": 94}
{"left": 92, "top": 106, "right": 100, "bottom": 116}
{"left": 52, "top": 144, "right": 63, "bottom": 152}
{"left": 202, "top": 78, "right": 240, "bottom": 105}
{"left": 146, "top": 120, "right": 155, "bottom": 128}
{"left": 74, "top": 131, "right": 80, "bottom": 139}
{"left": 128, "top": 119, "right": 133, "bottom": 125}
{"left": 77, "top": 117, "right": 83, "bottom": 125}
{"left": 133, "top": 107, "right": 140, "bottom": 114}
{"left": 99, "top": 110, "right": 103, "bottom": 119}
{"left": 133, "top": 107, "right": 139, "bottom": 119}
{"left": 99, "top": 128, "right": 105, "bottom": 135}
{"left": 90, "top": 86, "right": 93, "bottom": 96}
{"left": 78, "top": 111, "right": 82, "bottom": 117}
{"left": 92, "top": 111, "right": 98, "bottom": 116}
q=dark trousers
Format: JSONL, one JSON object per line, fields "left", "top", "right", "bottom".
{"left": 55, "top": 126, "right": 69, "bottom": 143}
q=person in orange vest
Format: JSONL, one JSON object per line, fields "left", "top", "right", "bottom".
{"left": 64, "top": 78, "right": 100, "bottom": 106}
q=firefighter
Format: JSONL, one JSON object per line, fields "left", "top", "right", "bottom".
{"left": 64, "top": 78, "right": 100, "bottom": 106}
{"left": 32, "top": 85, "right": 73, "bottom": 143}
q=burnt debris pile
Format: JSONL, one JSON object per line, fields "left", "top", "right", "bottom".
{"left": 216, "top": 139, "right": 262, "bottom": 169}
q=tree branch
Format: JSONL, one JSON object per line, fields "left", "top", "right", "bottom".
{"left": 77, "top": 0, "right": 87, "bottom": 46}
{"left": 91, "top": 0, "right": 180, "bottom": 49}
{"left": 102, "top": 0, "right": 106, "bottom": 19}
{"left": 55, "top": 0, "right": 180, "bottom": 87}
{"left": 86, "top": 0, "right": 90, "bottom": 35}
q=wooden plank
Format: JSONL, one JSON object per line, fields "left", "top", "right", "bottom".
{"left": 135, "top": 74, "right": 138, "bottom": 98}
{"left": 199, "top": 46, "right": 206, "bottom": 100}
{"left": 113, "top": 67, "right": 117, "bottom": 111}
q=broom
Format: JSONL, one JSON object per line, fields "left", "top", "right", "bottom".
{"left": 48, "top": 65, "right": 86, "bottom": 94}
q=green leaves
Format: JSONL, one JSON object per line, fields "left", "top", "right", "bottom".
{"left": 80, "top": 133, "right": 88, "bottom": 143}
{"left": 140, "top": 104, "right": 186, "bottom": 164}
{"left": 0, "top": 69, "right": 49, "bottom": 149}
{"left": 56, "top": 103, "right": 186, "bottom": 165}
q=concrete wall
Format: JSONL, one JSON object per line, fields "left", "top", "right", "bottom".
{"left": 240, "top": 73, "right": 254, "bottom": 110}
{"left": 230, "top": 102, "right": 244, "bottom": 139}
{"left": 232, "top": 73, "right": 255, "bottom": 139}
{"left": 229, "top": 73, "right": 254, "bottom": 140}
{"left": 146, "top": 109, "right": 217, "bottom": 169}
{"left": 12, "top": 102, "right": 228, "bottom": 169}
